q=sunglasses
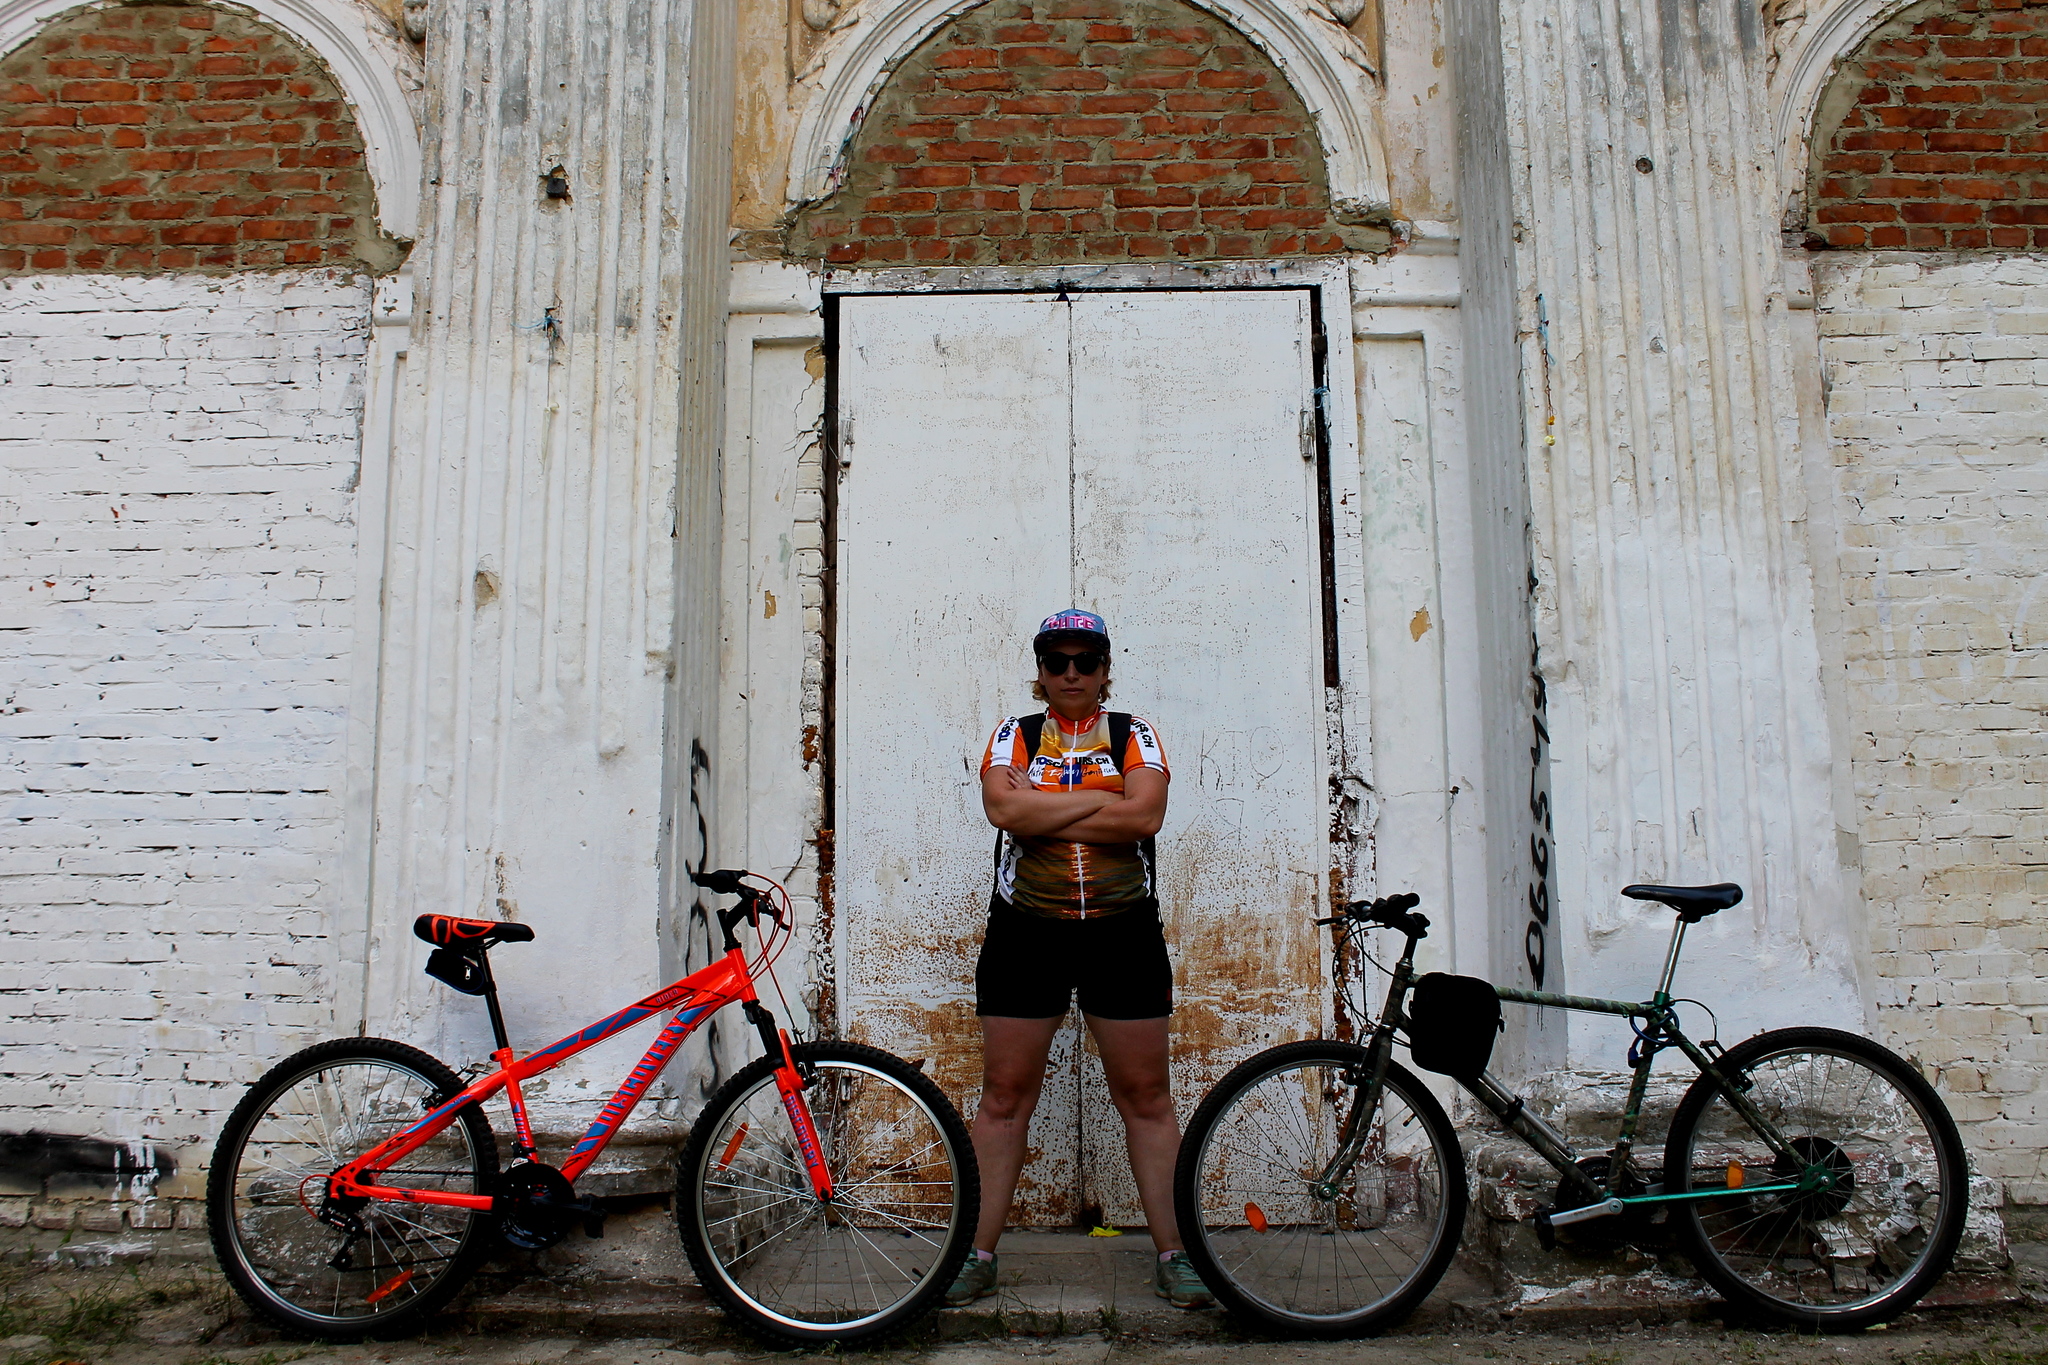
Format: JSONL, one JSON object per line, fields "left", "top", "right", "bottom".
{"left": 1038, "top": 649, "right": 1107, "bottom": 676}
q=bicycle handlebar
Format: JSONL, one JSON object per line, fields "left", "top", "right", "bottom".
{"left": 690, "top": 868, "right": 790, "bottom": 949}
{"left": 1316, "top": 892, "right": 1428, "bottom": 937}
{"left": 690, "top": 868, "right": 751, "bottom": 896}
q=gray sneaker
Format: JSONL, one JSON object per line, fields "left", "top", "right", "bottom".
{"left": 945, "top": 1252, "right": 998, "bottom": 1306}
{"left": 1154, "top": 1250, "right": 1213, "bottom": 1308}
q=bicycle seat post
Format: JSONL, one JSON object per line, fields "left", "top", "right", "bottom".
{"left": 474, "top": 951, "right": 513, "bottom": 1054}
{"left": 1654, "top": 916, "right": 1689, "bottom": 1001}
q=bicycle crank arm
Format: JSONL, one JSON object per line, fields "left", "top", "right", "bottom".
{"left": 1544, "top": 1197, "right": 1626, "bottom": 1228}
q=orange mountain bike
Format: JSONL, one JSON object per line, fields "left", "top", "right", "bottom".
{"left": 206, "top": 869, "right": 978, "bottom": 1345}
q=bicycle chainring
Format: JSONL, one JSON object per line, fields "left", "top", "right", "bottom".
{"left": 496, "top": 1161, "right": 577, "bottom": 1250}
{"left": 1546, "top": 1155, "right": 1664, "bottom": 1249}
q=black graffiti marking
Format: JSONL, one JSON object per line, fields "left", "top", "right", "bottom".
{"left": 0, "top": 1132, "right": 174, "bottom": 1197}
{"left": 1526, "top": 631, "right": 1555, "bottom": 989}
{"left": 689, "top": 738, "right": 713, "bottom": 912}
{"left": 686, "top": 738, "right": 725, "bottom": 1099}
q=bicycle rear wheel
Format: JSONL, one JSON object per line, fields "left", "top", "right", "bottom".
{"left": 1664, "top": 1027, "right": 1967, "bottom": 1331}
{"left": 1173, "top": 1040, "right": 1466, "bottom": 1336}
{"left": 207, "top": 1038, "right": 499, "bottom": 1337}
{"left": 676, "top": 1040, "right": 978, "bottom": 1345}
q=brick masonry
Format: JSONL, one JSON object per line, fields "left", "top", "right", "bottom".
{"left": 787, "top": 0, "right": 1392, "bottom": 265}
{"left": 1808, "top": 0, "right": 2048, "bottom": 250}
{"left": 0, "top": 270, "right": 369, "bottom": 1187}
{"left": 0, "top": 4, "right": 399, "bottom": 273}
{"left": 1814, "top": 252, "right": 2048, "bottom": 1201}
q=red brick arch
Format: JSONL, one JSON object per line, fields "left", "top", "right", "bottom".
{"left": 1808, "top": 0, "right": 2048, "bottom": 250}
{"left": 0, "top": 3, "right": 398, "bottom": 273}
{"left": 788, "top": 0, "right": 1391, "bottom": 265}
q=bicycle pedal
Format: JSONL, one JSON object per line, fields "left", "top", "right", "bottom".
{"left": 583, "top": 1214, "right": 606, "bottom": 1239}
{"left": 1532, "top": 1211, "right": 1556, "bottom": 1252}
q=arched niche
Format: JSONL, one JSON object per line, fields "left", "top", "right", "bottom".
{"left": 0, "top": 0, "right": 422, "bottom": 240}
{"left": 1770, "top": 0, "right": 1924, "bottom": 233}
{"left": 788, "top": 0, "right": 1390, "bottom": 223}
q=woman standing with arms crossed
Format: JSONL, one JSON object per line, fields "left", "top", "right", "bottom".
{"left": 944, "top": 610, "right": 1213, "bottom": 1310}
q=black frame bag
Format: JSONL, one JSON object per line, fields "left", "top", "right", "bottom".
{"left": 1405, "top": 972, "right": 1504, "bottom": 1078}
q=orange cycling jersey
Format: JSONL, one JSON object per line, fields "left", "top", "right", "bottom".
{"left": 979, "top": 710, "right": 1169, "bottom": 919}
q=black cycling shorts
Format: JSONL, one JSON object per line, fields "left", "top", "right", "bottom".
{"left": 974, "top": 895, "right": 1173, "bottom": 1020}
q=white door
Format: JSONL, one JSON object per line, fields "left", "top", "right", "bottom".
{"left": 834, "top": 289, "right": 1330, "bottom": 1228}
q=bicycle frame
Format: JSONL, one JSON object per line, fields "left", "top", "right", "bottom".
{"left": 326, "top": 927, "right": 831, "bottom": 1213}
{"left": 1332, "top": 908, "right": 1811, "bottom": 1218}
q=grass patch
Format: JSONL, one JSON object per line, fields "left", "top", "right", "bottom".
{"left": 0, "top": 1266, "right": 231, "bottom": 1348}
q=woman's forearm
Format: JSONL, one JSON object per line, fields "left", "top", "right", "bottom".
{"left": 985, "top": 785, "right": 1117, "bottom": 836}
{"left": 1043, "top": 801, "right": 1161, "bottom": 843}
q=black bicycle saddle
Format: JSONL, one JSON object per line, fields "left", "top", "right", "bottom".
{"left": 413, "top": 913, "right": 537, "bottom": 952}
{"left": 1620, "top": 882, "right": 1743, "bottom": 922}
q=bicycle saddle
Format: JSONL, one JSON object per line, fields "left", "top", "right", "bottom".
{"left": 413, "top": 913, "right": 536, "bottom": 952}
{"left": 1621, "top": 882, "right": 1743, "bottom": 922}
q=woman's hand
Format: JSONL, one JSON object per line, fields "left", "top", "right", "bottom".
{"left": 981, "top": 766, "right": 1119, "bottom": 836}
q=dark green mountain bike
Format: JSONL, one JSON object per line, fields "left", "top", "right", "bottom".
{"left": 1172, "top": 884, "right": 1967, "bottom": 1336}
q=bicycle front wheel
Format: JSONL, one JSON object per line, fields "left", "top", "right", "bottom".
{"left": 206, "top": 1038, "right": 499, "bottom": 1337}
{"left": 1174, "top": 1040, "right": 1466, "bottom": 1336}
{"left": 676, "top": 1040, "right": 978, "bottom": 1346}
{"left": 1664, "top": 1027, "right": 1968, "bottom": 1331}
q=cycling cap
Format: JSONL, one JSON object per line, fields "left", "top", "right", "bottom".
{"left": 1034, "top": 608, "right": 1111, "bottom": 653}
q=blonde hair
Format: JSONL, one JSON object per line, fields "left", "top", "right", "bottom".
{"left": 1029, "top": 679, "right": 1112, "bottom": 703}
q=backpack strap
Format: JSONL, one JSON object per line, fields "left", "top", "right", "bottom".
{"left": 1107, "top": 712, "right": 1159, "bottom": 893}
{"left": 991, "top": 713, "right": 1050, "bottom": 876}
{"left": 1022, "top": 712, "right": 1048, "bottom": 762}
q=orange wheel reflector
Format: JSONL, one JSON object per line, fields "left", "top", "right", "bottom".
{"left": 1726, "top": 1161, "right": 1745, "bottom": 1189}
{"left": 717, "top": 1123, "right": 750, "bottom": 1171}
{"left": 1245, "top": 1202, "right": 1269, "bottom": 1233}
{"left": 364, "top": 1269, "right": 415, "bottom": 1305}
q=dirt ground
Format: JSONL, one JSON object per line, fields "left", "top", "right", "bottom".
{"left": 3, "top": 1261, "right": 2048, "bottom": 1365}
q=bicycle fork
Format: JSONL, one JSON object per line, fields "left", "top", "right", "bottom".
{"left": 1311, "top": 1036, "right": 1396, "bottom": 1200}
{"left": 744, "top": 1000, "right": 836, "bottom": 1202}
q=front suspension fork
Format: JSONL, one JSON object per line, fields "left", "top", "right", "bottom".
{"left": 1311, "top": 1031, "right": 1398, "bottom": 1198}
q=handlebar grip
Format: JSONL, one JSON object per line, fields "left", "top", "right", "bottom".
{"left": 690, "top": 868, "right": 750, "bottom": 895}
{"left": 1337, "top": 893, "right": 1426, "bottom": 929}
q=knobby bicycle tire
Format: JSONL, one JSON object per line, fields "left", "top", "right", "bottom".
{"left": 1173, "top": 1039, "right": 1467, "bottom": 1336}
{"left": 1663, "top": 1026, "right": 1968, "bottom": 1331}
{"left": 675, "top": 1040, "right": 978, "bottom": 1346}
{"left": 208, "top": 1037, "right": 500, "bottom": 1338}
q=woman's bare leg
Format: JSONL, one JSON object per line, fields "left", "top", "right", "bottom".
{"left": 971, "top": 1014, "right": 1063, "bottom": 1253}
{"left": 1084, "top": 1013, "right": 1181, "bottom": 1253}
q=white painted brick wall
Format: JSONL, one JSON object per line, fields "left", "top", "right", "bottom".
{"left": 0, "top": 271, "right": 369, "bottom": 1167}
{"left": 1815, "top": 252, "right": 2048, "bottom": 1203}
